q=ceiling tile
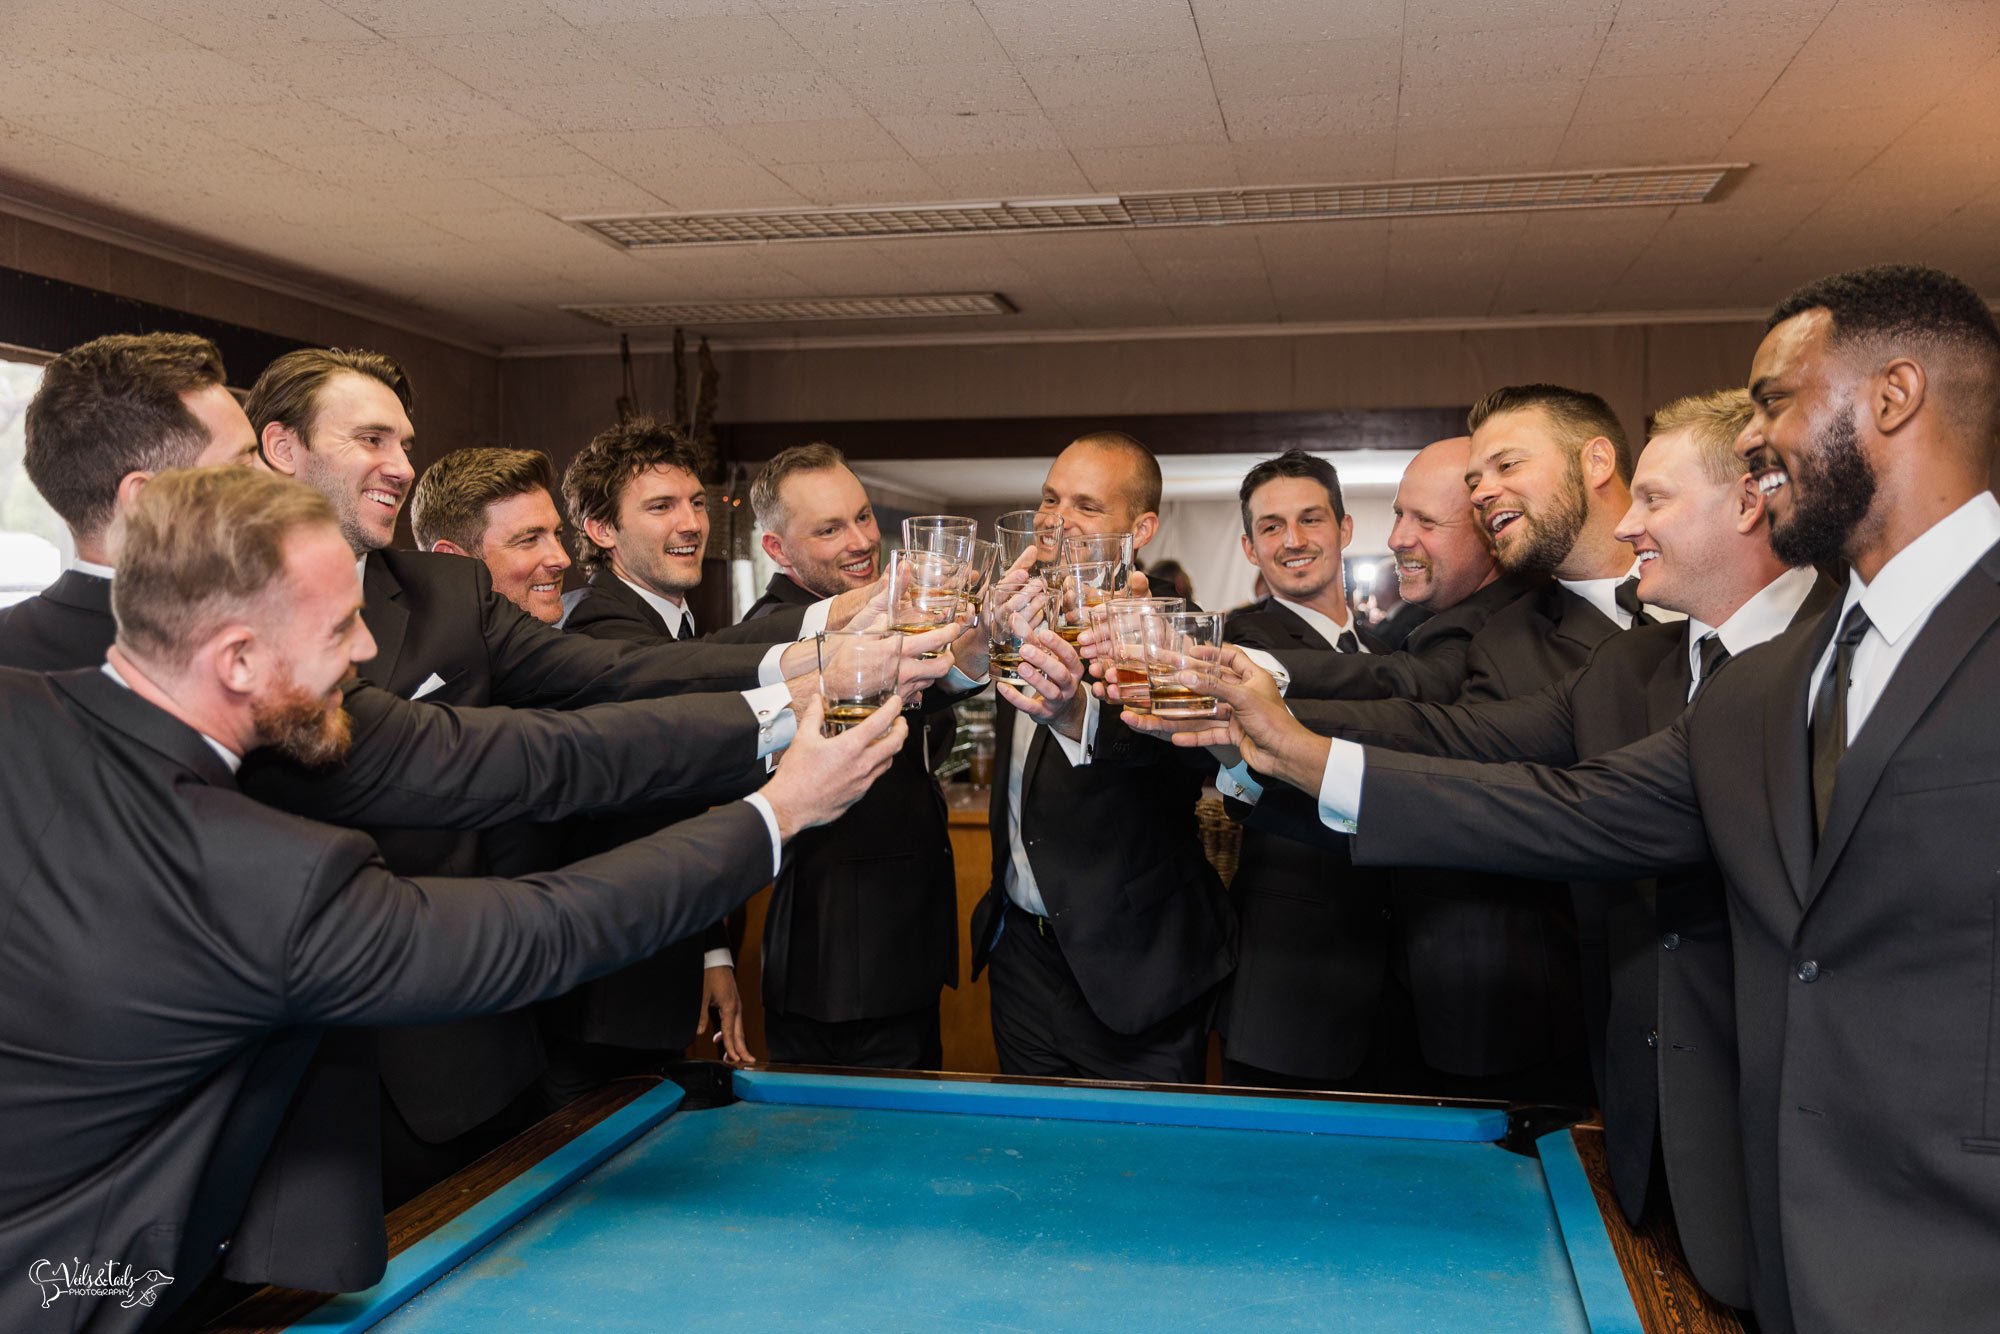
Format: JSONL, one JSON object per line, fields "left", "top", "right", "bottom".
{"left": 546, "top": 0, "right": 762, "bottom": 18}
{"left": 768, "top": 157, "right": 945, "bottom": 203}
{"left": 1231, "top": 131, "right": 1398, "bottom": 183}
{"left": 673, "top": 70, "right": 867, "bottom": 125}
{"left": 6, "top": 0, "right": 178, "bottom": 61}
{"left": 1593, "top": 17, "right": 1804, "bottom": 77}
{"left": 326, "top": 0, "right": 570, "bottom": 37}
{"left": 0, "top": 64, "right": 136, "bottom": 119}
{"left": 718, "top": 118, "right": 911, "bottom": 165}
{"left": 1205, "top": 38, "right": 1401, "bottom": 102}
{"left": 774, "top": 2, "right": 1008, "bottom": 68}
{"left": 880, "top": 110, "right": 1065, "bottom": 157}
{"left": 1224, "top": 90, "right": 1397, "bottom": 142}
{"left": 116, "top": 0, "right": 378, "bottom": 47}
{"left": 1404, "top": 0, "right": 1620, "bottom": 30}
{"left": 1049, "top": 100, "right": 1230, "bottom": 151}
{"left": 915, "top": 149, "right": 1097, "bottom": 196}
{"left": 490, "top": 81, "right": 708, "bottom": 134}
{"left": 563, "top": 127, "right": 807, "bottom": 208}
{"left": 1073, "top": 144, "right": 1242, "bottom": 192}
{"left": 1569, "top": 71, "right": 1777, "bottom": 128}
{"left": 1015, "top": 51, "right": 1215, "bottom": 109}
{"left": 1553, "top": 117, "right": 1741, "bottom": 168}
{"left": 324, "top": 86, "right": 539, "bottom": 142}
{"left": 483, "top": 168, "right": 670, "bottom": 213}
{"left": 227, "top": 36, "right": 467, "bottom": 101}
{"left": 260, "top": 134, "right": 447, "bottom": 183}
{"left": 579, "top": 15, "right": 818, "bottom": 76}
{"left": 1395, "top": 79, "right": 1585, "bottom": 131}
{"left": 402, "top": 32, "right": 620, "bottom": 93}
{"left": 1392, "top": 121, "right": 1568, "bottom": 175}
{"left": 410, "top": 133, "right": 602, "bottom": 178}
{"left": 839, "top": 61, "right": 1040, "bottom": 117}
{"left": 1190, "top": 0, "right": 1404, "bottom": 45}
{"left": 974, "top": 0, "right": 1204, "bottom": 59}
{"left": 1401, "top": 24, "right": 1609, "bottom": 87}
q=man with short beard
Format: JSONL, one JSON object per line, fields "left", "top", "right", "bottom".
{"left": 0, "top": 466, "right": 910, "bottom": 1334}
{"left": 1204, "top": 264, "right": 2000, "bottom": 1334}
{"left": 738, "top": 443, "right": 968, "bottom": 1069}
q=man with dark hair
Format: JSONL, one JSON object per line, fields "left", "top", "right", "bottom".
{"left": 248, "top": 347, "right": 417, "bottom": 556}
{"left": 561, "top": 416, "right": 713, "bottom": 640}
{"left": 0, "top": 466, "right": 909, "bottom": 1334}
{"left": 966, "top": 430, "right": 1229, "bottom": 1084}
{"left": 1, "top": 333, "right": 260, "bottom": 670}
{"left": 411, "top": 447, "right": 569, "bottom": 625}
{"left": 1226, "top": 449, "right": 1367, "bottom": 652}
{"left": 739, "top": 443, "right": 969, "bottom": 1069}
{"left": 1198, "top": 264, "right": 2000, "bottom": 1333}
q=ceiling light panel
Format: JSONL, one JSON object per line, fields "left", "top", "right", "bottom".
{"left": 562, "top": 293, "right": 1016, "bottom": 327}
{"left": 571, "top": 166, "right": 1744, "bottom": 250}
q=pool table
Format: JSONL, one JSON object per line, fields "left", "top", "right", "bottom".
{"left": 210, "top": 1065, "right": 1740, "bottom": 1333}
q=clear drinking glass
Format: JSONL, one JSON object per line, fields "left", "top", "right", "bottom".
{"left": 1106, "top": 596, "right": 1184, "bottom": 713}
{"left": 903, "top": 515, "right": 978, "bottom": 565}
{"left": 961, "top": 538, "right": 1000, "bottom": 619}
{"left": 995, "top": 509, "right": 1050, "bottom": 572}
{"left": 1147, "top": 610, "right": 1226, "bottom": 719}
{"left": 1060, "top": 532, "right": 1134, "bottom": 596}
{"left": 887, "top": 548, "right": 963, "bottom": 658}
{"left": 1050, "top": 560, "right": 1116, "bottom": 647}
{"left": 984, "top": 565, "right": 1046, "bottom": 694}
{"left": 816, "top": 630, "right": 901, "bottom": 734}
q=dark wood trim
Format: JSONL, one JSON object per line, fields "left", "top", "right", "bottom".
{"left": 715, "top": 407, "right": 1469, "bottom": 464}
{"left": 202, "top": 1077, "right": 660, "bottom": 1333}
{"left": 1571, "top": 1124, "right": 1748, "bottom": 1334}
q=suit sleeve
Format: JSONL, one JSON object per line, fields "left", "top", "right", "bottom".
{"left": 1266, "top": 619, "right": 1476, "bottom": 703}
{"left": 1351, "top": 717, "right": 1711, "bottom": 880}
{"left": 1089, "top": 701, "right": 1220, "bottom": 778}
{"left": 1455, "top": 632, "right": 1511, "bottom": 704}
{"left": 242, "top": 683, "right": 766, "bottom": 829}
{"left": 284, "top": 802, "right": 774, "bottom": 1025}
{"left": 479, "top": 578, "right": 773, "bottom": 699}
{"left": 1290, "top": 669, "right": 1585, "bottom": 767}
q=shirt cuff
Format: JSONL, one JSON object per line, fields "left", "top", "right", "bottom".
{"left": 702, "top": 948, "right": 734, "bottom": 971}
{"left": 1237, "top": 645, "right": 1291, "bottom": 696}
{"left": 1316, "top": 738, "right": 1366, "bottom": 835}
{"left": 1216, "top": 760, "right": 1264, "bottom": 804}
{"left": 944, "top": 663, "right": 989, "bottom": 691}
{"left": 799, "top": 599, "right": 834, "bottom": 637}
{"left": 1048, "top": 689, "right": 1099, "bottom": 767}
{"left": 742, "top": 682, "right": 798, "bottom": 759}
{"left": 741, "top": 791, "right": 784, "bottom": 879}
{"left": 755, "top": 642, "right": 789, "bottom": 688}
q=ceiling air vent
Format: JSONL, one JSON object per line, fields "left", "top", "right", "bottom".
{"left": 570, "top": 165, "right": 1743, "bottom": 250}
{"left": 561, "top": 293, "right": 1015, "bottom": 327}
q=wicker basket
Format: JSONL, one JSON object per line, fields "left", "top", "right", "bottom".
{"left": 1195, "top": 793, "right": 1243, "bottom": 888}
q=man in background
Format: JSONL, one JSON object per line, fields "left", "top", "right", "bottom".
{"left": 410, "top": 447, "right": 571, "bottom": 625}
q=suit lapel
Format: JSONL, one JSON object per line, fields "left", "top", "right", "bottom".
{"left": 1644, "top": 627, "right": 1694, "bottom": 730}
{"left": 43, "top": 569, "right": 113, "bottom": 614}
{"left": 1263, "top": 600, "right": 1333, "bottom": 650}
{"left": 1553, "top": 583, "right": 1620, "bottom": 650}
{"left": 1805, "top": 549, "right": 2000, "bottom": 905}
{"left": 53, "top": 669, "right": 239, "bottom": 789}
{"left": 360, "top": 553, "right": 411, "bottom": 689}
{"left": 1764, "top": 608, "right": 1836, "bottom": 905}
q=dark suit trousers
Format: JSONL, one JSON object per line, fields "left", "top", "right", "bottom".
{"left": 987, "top": 903, "right": 1210, "bottom": 1083}
{"left": 764, "top": 1005, "right": 943, "bottom": 1071}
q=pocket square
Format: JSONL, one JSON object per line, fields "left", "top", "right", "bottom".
{"left": 410, "top": 671, "right": 447, "bottom": 700}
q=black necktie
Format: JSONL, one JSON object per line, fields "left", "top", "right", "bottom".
{"left": 1614, "top": 576, "right": 1654, "bottom": 627}
{"left": 1808, "top": 604, "right": 1872, "bottom": 838}
{"left": 1335, "top": 630, "right": 1359, "bottom": 654}
{"left": 1696, "top": 633, "right": 1731, "bottom": 686}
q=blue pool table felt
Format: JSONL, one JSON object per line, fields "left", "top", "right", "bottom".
{"left": 323, "top": 1074, "right": 1632, "bottom": 1332}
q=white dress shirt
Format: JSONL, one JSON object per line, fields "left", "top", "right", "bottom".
{"left": 1004, "top": 692, "right": 1099, "bottom": 917}
{"left": 1682, "top": 564, "right": 1819, "bottom": 699}
{"left": 1808, "top": 491, "right": 2000, "bottom": 743}
{"left": 1561, "top": 560, "right": 1686, "bottom": 630}
{"left": 1271, "top": 594, "right": 1368, "bottom": 652}
{"left": 71, "top": 557, "right": 116, "bottom": 580}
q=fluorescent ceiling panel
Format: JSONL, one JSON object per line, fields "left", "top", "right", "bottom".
{"left": 562, "top": 292, "right": 1015, "bottom": 327}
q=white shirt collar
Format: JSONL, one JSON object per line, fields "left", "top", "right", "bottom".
{"left": 99, "top": 660, "right": 242, "bottom": 773}
{"left": 70, "top": 557, "right": 116, "bottom": 580}
{"left": 1842, "top": 491, "right": 2000, "bottom": 648}
{"left": 1272, "top": 594, "right": 1357, "bottom": 650}
{"left": 356, "top": 554, "right": 369, "bottom": 586}
{"left": 618, "top": 573, "right": 692, "bottom": 638}
{"left": 1560, "top": 559, "right": 1687, "bottom": 628}
{"left": 1684, "top": 564, "right": 1821, "bottom": 677}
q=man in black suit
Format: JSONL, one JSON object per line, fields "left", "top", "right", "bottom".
{"left": 738, "top": 442, "right": 975, "bottom": 1068}
{"left": 0, "top": 333, "right": 261, "bottom": 670}
{"left": 1184, "top": 265, "right": 2000, "bottom": 1334}
{"left": 411, "top": 446, "right": 573, "bottom": 625}
{"left": 1214, "top": 451, "right": 1393, "bottom": 1088}
{"left": 250, "top": 349, "right": 947, "bottom": 1204}
{"left": 967, "top": 431, "right": 1234, "bottom": 1083}
{"left": 0, "top": 465, "right": 908, "bottom": 1334}
{"left": 1367, "top": 574, "right": 1430, "bottom": 650}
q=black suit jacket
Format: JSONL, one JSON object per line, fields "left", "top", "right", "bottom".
{"left": 743, "top": 572, "right": 960, "bottom": 1023}
{"left": 549, "top": 571, "right": 778, "bottom": 1049}
{"left": 1218, "top": 602, "right": 1395, "bottom": 1078}
{"left": 1372, "top": 598, "right": 1432, "bottom": 650}
{"left": 1265, "top": 573, "right": 1542, "bottom": 704}
{"left": 0, "top": 668, "right": 776, "bottom": 1334}
{"left": 970, "top": 692, "right": 1235, "bottom": 1035}
{"left": 0, "top": 569, "right": 116, "bottom": 669}
{"left": 1344, "top": 542, "right": 2000, "bottom": 1333}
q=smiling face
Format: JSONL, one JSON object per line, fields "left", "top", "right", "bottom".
{"left": 474, "top": 486, "right": 571, "bottom": 623}
{"left": 1466, "top": 407, "right": 1591, "bottom": 575}
{"left": 1240, "top": 474, "right": 1351, "bottom": 604}
{"left": 1387, "top": 438, "right": 1496, "bottom": 609}
{"left": 1612, "top": 427, "right": 1755, "bottom": 617}
{"left": 250, "top": 522, "right": 376, "bottom": 765}
{"left": 763, "top": 464, "right": 880, "bottom": 598}
{"left": 1038, "top": 442, "right": 1158, "bottom": 554}
{"left": 285, "top": 371, "right": 417, "bottom": 554}
{"left": 1739, "top": 310, "right": 1881, "bottom": 569}
{"left": 592, "top": 463, "right": 709, "bottom": 601}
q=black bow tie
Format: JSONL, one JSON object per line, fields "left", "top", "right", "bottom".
{"left": 1614, "top": 576, "right": 1654, "bottom": 627}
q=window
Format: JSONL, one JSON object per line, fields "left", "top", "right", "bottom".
{"left": 0, "top": 354, "right": 67, "bottom": 607}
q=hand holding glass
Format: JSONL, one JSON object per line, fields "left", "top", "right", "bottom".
{"left": 1106, "top": 596, "right": 1184, "bottom": 712}
{"left": 1148, "top": 611, "right": 1226, "bottom": 719}
{"left": 816, "top": 630, "right": 902, "bottom": 735}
